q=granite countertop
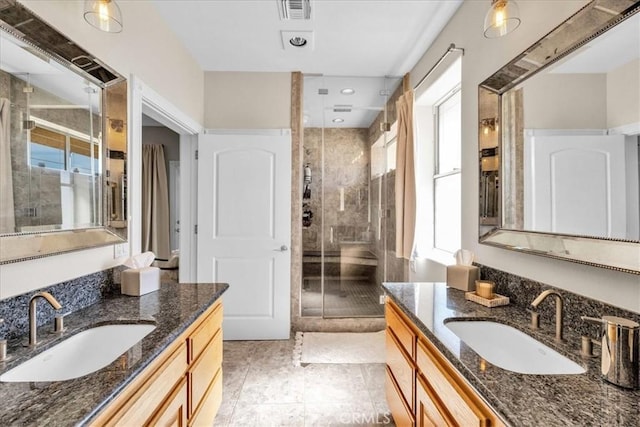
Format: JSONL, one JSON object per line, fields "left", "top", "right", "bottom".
{"left": 0, "top": 282, "right": 228, "bottom": 427}
{"left": 382, "top": 282, "right": 640, "bottom": 427}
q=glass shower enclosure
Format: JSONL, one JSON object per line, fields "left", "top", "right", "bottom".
{"left": 301, "top": 75, "right": 403, "bottom": 318}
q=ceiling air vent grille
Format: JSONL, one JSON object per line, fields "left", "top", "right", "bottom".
{"left": 333, "top": 105, "right": 352, "bottom": 113}
{"left": 279, "top": 0, "right": 311, "bottom": 20}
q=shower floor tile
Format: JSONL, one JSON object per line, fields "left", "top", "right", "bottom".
{"left": 301, "top": 279, "right": 384, "bottom": 317}
{"left": 216, "top": 339, "right": 394, "bottom": 427}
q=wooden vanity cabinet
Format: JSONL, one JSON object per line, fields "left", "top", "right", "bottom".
{"left": 385, "top": 299, "right": 504, "bottom": 427}
{"left": 91, "top": 300, "right": 223, "bottom": 427}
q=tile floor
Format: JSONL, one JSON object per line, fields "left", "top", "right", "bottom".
{"left": 214, "top": 338, "right": 395, "bottom": 426}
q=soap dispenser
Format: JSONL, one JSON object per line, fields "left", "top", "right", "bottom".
{"left": 581, "top": 316, "right": 639, "bottom": 390}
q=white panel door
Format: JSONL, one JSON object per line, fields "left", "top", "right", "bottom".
{"left": 524, "top": 134, "right": 627, "bottom": 238}
{"left": 197, "top": 131, "right": 291, "bottom": 340}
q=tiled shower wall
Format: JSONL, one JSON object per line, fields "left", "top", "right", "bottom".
{"left": 302, "top": 128, "right": 371, "bottom": 252}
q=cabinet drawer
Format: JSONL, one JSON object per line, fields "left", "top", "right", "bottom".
{"left": 189, "top": 301, "right": 223, "bottom": 363}
{"left": 386, "top": 300, "right": 415, "bottom": 358}
{"left": 189, "top": 369, "right": 223, "bottom": 427}
{"left": 147, "top": 377, "right": 188, "bottom": 427}
{"left": 416, "top": 373, "right": 453, "bottom": 427}
{"left": 189, "top": 328, "right": 223, "bottom": 416}
{"left": 112, "top": 342, "right": 188, "bottom": 427}
{"left": 385, "top": 329, "right": 415, "bottom": 412}
{"left": 416, "top": 339, "right": 490, "bottom": 427}
{"left": 385, "top": 366, "right": 414, "bottom": 427}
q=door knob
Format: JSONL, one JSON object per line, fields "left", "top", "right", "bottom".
{"left": 274, "top": 245, "right": 288, "bottom": 252}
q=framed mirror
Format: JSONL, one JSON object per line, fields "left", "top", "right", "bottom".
{"left": 0, "top": 2, "right": 127, "bottom": 264}
{"left": 478, "top": 0, "right": 640, "bottom": 275}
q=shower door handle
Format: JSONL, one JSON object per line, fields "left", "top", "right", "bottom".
{"left": 274, "top": 245, "right": 289, "bottom": 252}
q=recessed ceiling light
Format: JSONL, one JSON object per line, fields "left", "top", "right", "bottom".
{"left": 340, "top": 88, "right": 355, "bottom": 95}
{"left": 289, "top": 36, "right": 308, "bottom": 47}
{"left": 332, "top": 118, "right": 344, "bottom": 123}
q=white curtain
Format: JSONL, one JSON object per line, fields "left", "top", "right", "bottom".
{"left": 142, "top": 144, "right": 170, "bottom": 260}
{"left": 0, "top": 98, "right": 15, "bottom": 234}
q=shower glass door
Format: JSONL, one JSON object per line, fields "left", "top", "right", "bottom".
{"left": 301, "top": 75, "right": 402, "bottom": 318}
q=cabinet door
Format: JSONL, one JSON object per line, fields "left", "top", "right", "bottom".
{"left": 111, "top": 343, "right": 188, "bottom": 427}
{"left": 417, "top": 340, "right": 492, "bottom": 427}
{"left": 147, "top": 377, "right": 188, "bottom": 427}
{"left": 189, "top": 369, "right": 223, "bottom": 427}
{"left": 386, "top": 301, "right": 416, "bottom": 358}
{"left": 385, "top": 366, "right": 414, "bottom": 427}
{"left": 385, "top": 329, "right": 415, "bottom": 412}
{"left": 189, "top": 301, "right": 223, "bottom": 362}
{"left": 189, "top": 328, "right": 223, "bottom": 418}
{"left": 416, "top": 374, "right": 452, "bottom": 427}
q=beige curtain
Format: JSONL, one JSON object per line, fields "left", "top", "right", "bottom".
{"left": 395, "top": 91, "right": 416, "bottom": 259}
{"left": 142, "top": 144, "right": 170, "bottom": 260}
{"left": 0, "top": 98, "right": 15, "bottom": 234}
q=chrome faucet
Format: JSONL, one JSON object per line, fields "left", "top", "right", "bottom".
{"left": 530, "top": 289, "right": 564, "bottom": 342}
{"left": 29, "top": 292, "right": 62, "bottom": 346}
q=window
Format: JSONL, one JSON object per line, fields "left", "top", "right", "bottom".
{"left": 29, "top": 122, "right": 100, "bottom": 175}
{"left": 433, "top": 89, "right": 461, "bottom": 253}
{"left": 413, "top": 56, "right": 462, "bottom": 262}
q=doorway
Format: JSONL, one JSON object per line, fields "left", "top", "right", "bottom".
{"left": 141, "top": 114, "right": 180, "bottom": 279}
{"left": 130, "top": 76, "right": 200, "bottom": 282}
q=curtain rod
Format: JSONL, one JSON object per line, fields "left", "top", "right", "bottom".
{"left": 413, "top": 43, "right": 464, "bottom": 91}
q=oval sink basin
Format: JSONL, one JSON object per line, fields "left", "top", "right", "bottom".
{"left": 0, "top": 323, "right": 155, "bottom": 382}
{"left": 445, "top": 320, "right": 585, "bottom": 375}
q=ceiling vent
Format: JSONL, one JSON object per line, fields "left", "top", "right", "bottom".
{"left": 279, "top": 0, "right": 311, "bottom": 20}
{"left": 333, "top": 105, "right": 352, "bottom": 113}
{"left": 318, "top": 88, "right": 328, "bottom": 95}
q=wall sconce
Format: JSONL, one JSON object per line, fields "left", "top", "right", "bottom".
{"left": 84, "top": 0, "right": 123, "bottom": 33}
{"left": 484, "top": 0, "right": 521, "bottom": 38}
{"left": 481, "top": 118, "right": 497, "bottom": 135}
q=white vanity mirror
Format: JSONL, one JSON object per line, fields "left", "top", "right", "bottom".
{"left": 0, "top": 2, "right": 127, "bottom": 264}
{"left": 478, "top": 0, "right": 640, "bottom": 274}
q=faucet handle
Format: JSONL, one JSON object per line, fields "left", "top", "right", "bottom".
{"left": 527, "top": 309, "right": 540, "bottom": 330}
{"left": 54, "top": 312, "right": 69, "bottom": 334}
{"left": 581, "top": 316, "right": 604, "bottom": 324}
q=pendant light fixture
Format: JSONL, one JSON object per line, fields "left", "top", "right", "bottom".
{"left": 84, "top": 0, "right": 123, "bottom": 33}
{"left": 483, "top": 0, "right": 521, "bottom": 38}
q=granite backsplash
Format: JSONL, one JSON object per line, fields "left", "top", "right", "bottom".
{"left": 0, "top": 269, "right": 117, "bottom": 341}
{"left": 477, "top": 264, "right": 640, "bottom": 340}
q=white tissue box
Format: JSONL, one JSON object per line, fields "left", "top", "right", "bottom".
{"left": 121, "top": 266, "right": 160, "bottom": 296}
{"left": 446, "top": 265, "right": 479, "bottom": 292}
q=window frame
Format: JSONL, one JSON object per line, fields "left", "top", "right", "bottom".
{"left": 28, "top": 117, "right": 101, "bottom": 175}
{"left": 432, "top": 86, "right": 462, "bottom": 254}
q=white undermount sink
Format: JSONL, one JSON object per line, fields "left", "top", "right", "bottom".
{"left": 0, "top": 323, "right": 156, "bottom": 382}
{"left": 445, "top": 320, "right": 585, "bottom": 375}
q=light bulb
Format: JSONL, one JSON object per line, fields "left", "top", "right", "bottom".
{"left": 495, "top": 9, "right": 505, "bottom": 29}
{"left": 484, "top": 126, "right": 490, "bottom": 135}
{"left": 98, "top": 2, "right": 110, "bottom": 22}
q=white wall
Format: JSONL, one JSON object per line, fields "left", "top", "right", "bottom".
{"left": 410, "top": 0, "right": 640, "bottom": 313}
{"left": 607, "top": 59, "right": 640, "bottom": 129}
{"left": 204, "top": 72, "right": 291, "bottom": 129}
{"left": 1, "top": 1, "right": 204, "bottom": 300}
{"left": 523, "top": 73, "right": 607, "bottom": 129}
{"left": 19, "top": 0, "right": 204, "bottom": 124}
